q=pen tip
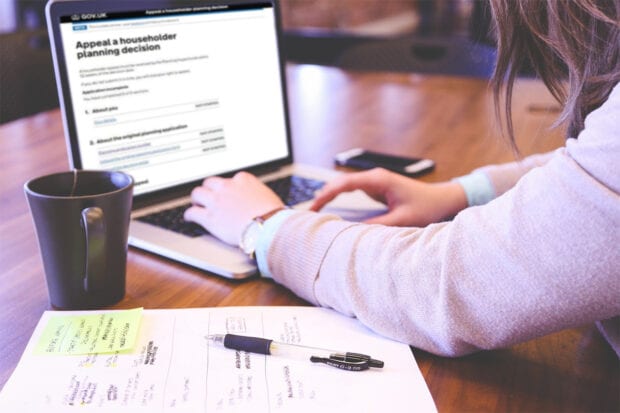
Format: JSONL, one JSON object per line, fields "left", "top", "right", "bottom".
{"left": 206, "top": 334, "right": 224, "bottom": 345}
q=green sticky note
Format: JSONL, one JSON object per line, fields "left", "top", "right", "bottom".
{"left": 34, "top": 308, "right": 143, "bottom": 355}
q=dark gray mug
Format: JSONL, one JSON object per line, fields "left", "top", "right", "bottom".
{"left": 24, "top": 170, "right": 133, "bottom": 309}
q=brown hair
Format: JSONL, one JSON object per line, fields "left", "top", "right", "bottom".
{"left": 489, "top": 0, "right": 620, "bottom": 149}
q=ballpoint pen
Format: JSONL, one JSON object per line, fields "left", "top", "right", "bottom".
{"left": 207, "top": 333, "right": 384, "bottom": 372}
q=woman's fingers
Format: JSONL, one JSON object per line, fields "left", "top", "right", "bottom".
{"left": 310, "top": 168, "right": 392, "bottom": 211}
{"left": 183, "top": 204, "right": 211, "bottom": 227}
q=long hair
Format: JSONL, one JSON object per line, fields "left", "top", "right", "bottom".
{"left": 488, "top": 0, "right": 620, "bottom": 149}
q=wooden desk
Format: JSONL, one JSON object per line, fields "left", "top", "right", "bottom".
{"left": 1, "top": 64, "right": 618, "bottom": 411}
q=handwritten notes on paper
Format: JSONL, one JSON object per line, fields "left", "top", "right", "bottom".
{"left": 0, "top": 307, "right": 436, "bottom": 412}
{"left": 34, "top": 308, "right": 143, "bottom": 355}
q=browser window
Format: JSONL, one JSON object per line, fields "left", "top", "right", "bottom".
{"left": 59, "top": 3, "right": 289, "bottom": 195}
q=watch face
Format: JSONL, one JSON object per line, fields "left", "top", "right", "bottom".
{"left": 240, "top": 221, "right": 262, "bottom": 255}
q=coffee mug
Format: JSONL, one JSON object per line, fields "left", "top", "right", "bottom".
{"left": 24, "top": 170, "right": 133, "bottom": 309}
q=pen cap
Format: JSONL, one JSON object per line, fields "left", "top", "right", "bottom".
{"left": 346, "top": 352, "right": 385, "bottom": 368}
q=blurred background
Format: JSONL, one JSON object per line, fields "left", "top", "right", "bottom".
{"left": 0, "top": 0, "right": 495, "bottom": 125}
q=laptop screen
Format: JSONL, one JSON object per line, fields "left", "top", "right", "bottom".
{"left": 54, "top": 2, "right": 289, "bottom": 196}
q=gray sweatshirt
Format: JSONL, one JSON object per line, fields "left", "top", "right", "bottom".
{"left": 262, "top": 84, "right": 620, "bottom": 357}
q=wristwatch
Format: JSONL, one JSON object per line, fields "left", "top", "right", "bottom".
{"left": 239, "top": 207, "right": 287, "bottom": 259}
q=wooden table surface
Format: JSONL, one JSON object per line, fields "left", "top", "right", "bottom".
{"left": 1, "top": 64, "right": 618, "bottom": 412}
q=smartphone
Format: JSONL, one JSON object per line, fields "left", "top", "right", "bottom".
{"left": 334, "top": 148, "right": 435, "bottom": 176}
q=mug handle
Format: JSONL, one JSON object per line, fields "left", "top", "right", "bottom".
{"left": 81, "top": 207, "right": 106, "bottom": 292}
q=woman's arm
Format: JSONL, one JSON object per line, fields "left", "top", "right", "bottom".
{"left": 267, "top": 150, "right": 619, "bottom": 356}
{"left": 466, "top": 151, "right": 556, "bottom": 199}
{"left": 265, "top": 86, "right": 620, "bottom": 356}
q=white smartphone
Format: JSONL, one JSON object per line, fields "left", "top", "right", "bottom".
{"left": 334, "top": 148, "right": 435, "bottom": 176}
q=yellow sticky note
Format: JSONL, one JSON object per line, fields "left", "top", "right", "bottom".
{"left": 34, "top": 308, "right": 143, "bottom": 355}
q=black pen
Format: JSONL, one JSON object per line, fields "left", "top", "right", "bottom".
{"left": 207, "top": 333, "right": 384, "bottom": 372}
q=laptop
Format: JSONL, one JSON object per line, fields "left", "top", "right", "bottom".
{"left": 46, "top": 0, "right": 385, "bottom": 279}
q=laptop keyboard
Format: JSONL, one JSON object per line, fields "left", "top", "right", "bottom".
{"left": 137, "top": 203, "right": 207, "bottom": 237}
{"left": 265, "top": 175, "right": 325, "bottom": 205}
{"left": 137, "top": 175, "right": 324, "bottom": 238}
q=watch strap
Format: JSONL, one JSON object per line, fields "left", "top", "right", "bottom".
{"left": 239, "top": 206, "right": 288, "bottom": 259}
{"left": 254, "top": 206, "right": 289, "bottom": 224}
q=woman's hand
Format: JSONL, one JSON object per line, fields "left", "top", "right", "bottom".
{"left": 311, "top": 168, "right": 468, "bottom": 227}
{"left": 184, "top": 172, "right": 284, "bottom": 246}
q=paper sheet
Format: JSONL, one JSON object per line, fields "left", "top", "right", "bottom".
{"left": 0, "top": 307, "right": 436, "bottom": 412}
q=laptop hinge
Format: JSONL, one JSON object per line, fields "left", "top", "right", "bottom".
{"left": 245, "top": 163, "right": 283, "bottom": 177}
{"left": 132, "top": 182, "right": 196, "bottom": 211}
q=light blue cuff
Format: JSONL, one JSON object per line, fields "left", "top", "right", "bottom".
{"left": 255, "top": 209, "right": 297, "bottom": 278}
{"left": 453, "top": 171, "right": 496, "bottom": 206}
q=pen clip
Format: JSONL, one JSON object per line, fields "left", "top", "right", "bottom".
{"left": 310, "top": 352, "right": 384, "bottom": 372}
